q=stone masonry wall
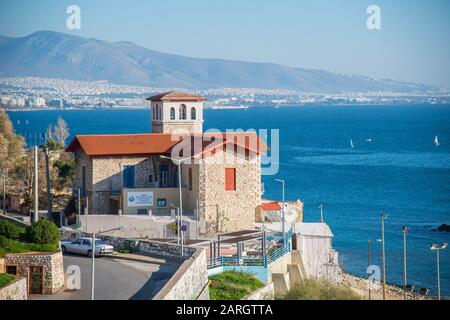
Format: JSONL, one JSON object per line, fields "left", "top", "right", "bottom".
{"left": 0, "top": 277, "right": 27, "bottom": 300}
{"left": 153, "top": 247, "right": 210, "bottom": 300}
{"left": 199, "top": 148, "right": 261, "bottom": 233}
{"left": 0, "top": 258, "right": 4, "bottom": 273}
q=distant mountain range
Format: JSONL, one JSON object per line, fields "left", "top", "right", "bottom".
{"left": 0, "top": 31, "right": 438, "bottom": 93}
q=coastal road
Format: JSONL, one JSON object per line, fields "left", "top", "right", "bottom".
{"left": 31, "top": 254, "right": 179, "bottom": 300}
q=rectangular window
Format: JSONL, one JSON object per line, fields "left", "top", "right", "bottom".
{"left": 157, "top": 198, "right": 167, "bottom": 208}
{"left": 149, "top": 174, "right": 154, "bottom": 183}
{"left": 225, "top": 168, "right": 236, "bottom": 191}
{"left": 123, "top": 165, "right": 135, "bottom": 188}
{"left": 6, "top": 265, "right": 17, "bottom": 275}
{"left": 160, "top": 164, "right": 169, "bottom": 187}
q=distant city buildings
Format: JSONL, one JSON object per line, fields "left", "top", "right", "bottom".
{"left": 1, "top": 76, "right": 449, "bottom": 110}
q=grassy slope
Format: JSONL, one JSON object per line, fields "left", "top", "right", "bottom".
{"left": 0, "top": 273, "right": 16, "bottom": 288}
{"left": 209, "top": 271, "right": 265, "bottom": 300}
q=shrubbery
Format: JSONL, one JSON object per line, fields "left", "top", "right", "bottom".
{"left": 0, "top": 220, "right": 26, "bottom": 240}
{"left": 0, "top": 235, "right": 11, "bottom": 248}
{"left": 26, "top": 220, "right": 60, "bottom": 245}
{"left": 0, "top": 219, "right": 60, "bottom": 257}
{"left": 277, "top": 278, "right": 360, "bottom": 300}
{"left": 209, "top": 271, "right": 265, "bottom": 300}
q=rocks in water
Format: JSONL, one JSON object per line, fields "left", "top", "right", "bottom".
{"left": 433, "top": 224, "right": 450, "bottom": 233}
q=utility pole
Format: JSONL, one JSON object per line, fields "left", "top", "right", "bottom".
{"left": 44, "top": 147, "right": 52, "bottom": 218}
{"left": 2, "top": 168, "right": 6, "bottom": 215}
{"left": 275, "top": 179, "right": 286, "bottom": 238}
{"left": 77, "top": 188, "right": 81, "bottom": 226}
{"left": 368, "top": 240, "right": 371, "bottom": 300}
{"left": 380, "top": 213, "right": 388, "bottom": 300}
{"left": 33, "top": 146, "right": 39, "bottom": 223}
{"left": 401, "top": 225, "right": 409, "bottom": 300}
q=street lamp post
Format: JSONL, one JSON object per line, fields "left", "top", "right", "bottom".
{"left": 430, "top": 243, "right": 447, "bottom": 300}
{"left": 274, "top": 179, "right": 285, "bottom": 239}
{"left": 401, "top": 225, "right": 409, "bottom": 300}
{"left": 160, "top": 155, "right": 194, "bottom": 256}
{"left": 91, "top": 226, "right": 124, "bottom": 300}
{"left": 380, "top": 212, "right": 388, "bottom": 300}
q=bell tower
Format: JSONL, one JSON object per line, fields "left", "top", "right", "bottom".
{"left": 146, "top": 91, "right": 206, "bottom": 134}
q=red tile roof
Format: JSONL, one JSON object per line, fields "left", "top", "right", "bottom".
{"left": 146, "top": 91, "right": 207, "bottom": 102}
{"left": 260, "top": 202, "right": 281, "bottom": 211}
{"left": 66, "top": 132, "right": 268, "bottom": 157}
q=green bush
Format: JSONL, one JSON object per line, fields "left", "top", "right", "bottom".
{"left": 0, "top": 235, "right": 11, "bottom": 248}
{"left": 277, "top": 278, "right": 360, "bottom": 300}
{"left": 0, "top": 240, "right": 58, "bottom": 257}
{"left": 209, "top": 271, "right": 265, "bottom": 300}
{"left": 26, "top": 220, "right": 60, "bottom": 245}
{"left": 0, "top": 220, "right": 26, "bottom": 240}
{"left": 0, "top": 273, "right": 16, "bottom": 288}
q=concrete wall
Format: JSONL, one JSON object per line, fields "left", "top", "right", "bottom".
{"left": 0, "top": 277, "right": 27, "bottom": 300}
{"left": 268, "top": 252, "right": 292, "bottom": 282}
{"left": 77, "top": 214, "right": 202, "bottom": 239}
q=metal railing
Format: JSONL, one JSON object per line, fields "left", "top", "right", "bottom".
{"left": 207, "top": 230, "right": 292, "bottom": 269}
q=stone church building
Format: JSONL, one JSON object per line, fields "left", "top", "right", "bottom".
{"left": 66, "top": 91, "right": 267, "bottom": 233}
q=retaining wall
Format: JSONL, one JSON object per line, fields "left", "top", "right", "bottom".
{"left": 0, "top": 277, "right": 27, "bottom": 300}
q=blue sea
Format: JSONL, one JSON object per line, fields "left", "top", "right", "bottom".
{"left": 7, "top": 105, "right": 450, "bottom": 297}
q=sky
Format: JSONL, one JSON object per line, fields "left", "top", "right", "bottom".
{"left": 0, "top": 0, "right": 450, "bottom": 87}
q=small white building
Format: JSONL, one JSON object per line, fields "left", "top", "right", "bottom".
{"left": 267, "top": 222, "right": 342, "bottom": 283}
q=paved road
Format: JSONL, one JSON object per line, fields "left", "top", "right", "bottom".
{"left": 31, "top": 254, "right": 179, "bottom": 300}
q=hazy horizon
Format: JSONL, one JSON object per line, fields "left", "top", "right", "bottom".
{"left": 1, "top": 0, "right": 450, "bottom": 87}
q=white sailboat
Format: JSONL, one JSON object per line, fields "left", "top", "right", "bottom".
{"left": 434, "top": 135, "right": 440, "bottom": 147}
{"left": 350, "top": 139, "right": 355, "bottom": 149}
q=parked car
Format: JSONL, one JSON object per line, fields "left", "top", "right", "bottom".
{"left": 60, "top": 237, "right": 114, "bottom": 257}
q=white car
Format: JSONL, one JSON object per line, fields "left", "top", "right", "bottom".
{"left": 60, "top": 237, "right": 114, "bottom": 257}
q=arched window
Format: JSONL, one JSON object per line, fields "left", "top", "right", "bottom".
{"left": 170, "top": 107, "right": 175, "bottom": 120}
{"left": 179, "top": 104, "right": 187, "bottom": 120}
{"left": 191, "top": 107, "right": 196, "bottom": 120}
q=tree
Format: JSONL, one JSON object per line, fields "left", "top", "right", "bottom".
{"left": 45, "top": 117, "right": 70, "bottom": 150}
{"left": 54, "top": 117, "right": 70, "bottom": 146}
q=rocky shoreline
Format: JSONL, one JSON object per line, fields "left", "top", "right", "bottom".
{"left": 341, "top": 273, "right": 431, "bottom": 300}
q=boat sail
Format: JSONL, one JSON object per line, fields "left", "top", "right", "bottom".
{"left": 434, "top": 136, "right": 440, "bottom": 146}
{"left": 350, "top": 139, "right": 355, "bottom": 149}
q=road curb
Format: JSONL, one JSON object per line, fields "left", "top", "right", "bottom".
{"left": 105, "top": 253, "right": 181, "bottom": 267}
